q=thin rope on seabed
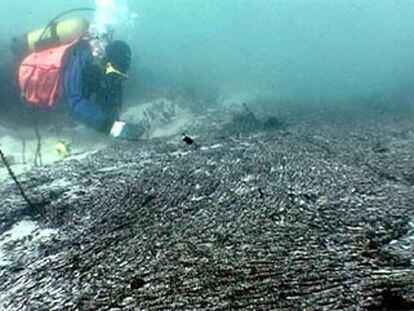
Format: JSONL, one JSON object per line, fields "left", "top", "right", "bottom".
{"left": 0, "top": 146, "right": 34, "bottom": 208}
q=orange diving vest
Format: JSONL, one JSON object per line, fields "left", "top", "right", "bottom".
{"left": 18, "top": 41, "right": 77, "bottom": 108}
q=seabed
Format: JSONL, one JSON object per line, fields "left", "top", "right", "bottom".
{"left": 0, "top": 103, "right": 413, "bottom": 310}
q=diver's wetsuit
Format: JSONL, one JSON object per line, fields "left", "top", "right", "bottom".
{"left": 63, "top": 40, "right": 122, "bottom": 134}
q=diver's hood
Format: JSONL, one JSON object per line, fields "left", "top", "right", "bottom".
{"left": 105, "top": 40, "right": 131, "bottom": 74}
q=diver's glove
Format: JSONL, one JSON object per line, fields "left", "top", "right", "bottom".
{"left": 110, "top": 121, "right": 146, "bottom": 140}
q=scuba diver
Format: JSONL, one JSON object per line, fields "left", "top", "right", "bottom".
{"left": 7, "top": 13, "right": 146, "bottom": 141}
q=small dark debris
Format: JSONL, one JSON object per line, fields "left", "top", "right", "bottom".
{"left": 182, "top": 133, "right": 195, "bottom": 145}
{"left": 373, "top": 142, "right": 389, "bottom": 153}
{"left": 130, "top": 277, "right": 146, "bottom": 290}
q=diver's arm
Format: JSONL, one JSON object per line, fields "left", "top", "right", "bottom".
{"left": 65, "top": 89, "right": 145, "bottom": 139}
{"left": 63, "top": 42, "right": 145, "bottom": 139}
{"left": 65, "top": 94, "right": 113, "bottom": 133}
{"left": 63, "top": 46, "right": 113, "bottom": 133}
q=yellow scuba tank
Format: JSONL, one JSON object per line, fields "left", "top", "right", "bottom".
{"left": 11, "top": 17, "right": 89, "bottom": 56}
